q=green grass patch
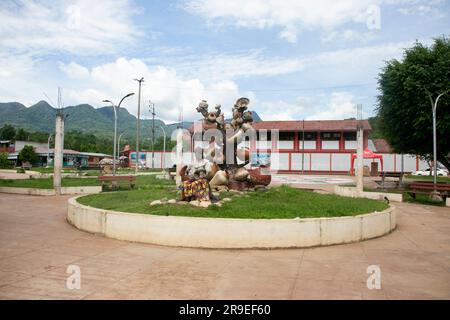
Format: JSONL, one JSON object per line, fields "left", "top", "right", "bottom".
{"left": 0, "top": 177, "right": 101, "bottom": 189}
{"left": 403, "top": 192, "right": 446, "bottom": 206}
{"left": 78, "top": 178, "right": 389, "bottom": 219}
{"left": 404, "top": 175, "right": 450, "bottom": 183}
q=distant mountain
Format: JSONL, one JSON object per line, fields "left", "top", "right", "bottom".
{"left": 0, "top": 101, "right": 263, "bottom": 139}
{"left": 251, "top": 111, "right": 262, "bottom": 122}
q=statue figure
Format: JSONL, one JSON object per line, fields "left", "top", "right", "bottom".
{"left": 180, "top": 147, "right": 213, "bottom": 202}
{"left": 188, "top": 97, "right": 271, "bottom": 193}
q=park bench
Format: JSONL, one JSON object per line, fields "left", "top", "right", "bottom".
{"left": 380, "top": 172, "right": 405, "bottom": 189}
{"left": 407, "top": 181, "right": 450, "bottom": 200}
{"left": 98, "top": 175, "right": 136, "bottom": 190}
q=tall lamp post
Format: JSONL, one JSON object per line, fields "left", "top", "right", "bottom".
{"left": 103, "top": 93, "right": 134, "bottom": 176}
{"left": 134, "top": 77, "right": 144, "bottom": 174}
{"left": 426, "top": 89, "right": 449, "bottom": 192}
{"left": 158, "top": 125, "right": 166, "bottom": 171}
{"left": 149, "top": 100, "right": 155, "bottom": 169}
{"left": 117, "top": 132, "right": 126, "bottom": 166}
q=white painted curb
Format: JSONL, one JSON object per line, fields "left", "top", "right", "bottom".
{"left": 0, "top": 186, "right": 102, "bottom": 196}
{"left": 67, "top": 196, "right": 396, "bottom": 249}
{"left": 334, "top": 186, "right": 403, "bottom": 202}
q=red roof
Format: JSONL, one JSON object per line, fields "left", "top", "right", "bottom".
{"left": 372, "top": 138, "right": 392, "bottom": 153}
{"left": 252, "top": 120, "right": 371, "bottom": 131}
{"left": 189, "top": 119, "right": 371, "bottom": 132}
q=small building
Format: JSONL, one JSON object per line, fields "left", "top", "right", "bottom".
{"left": 3, "top": 140, "right": 111, "bottom": 168}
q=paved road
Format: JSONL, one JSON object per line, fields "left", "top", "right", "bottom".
{"left": 0, "top": 193, "right": 449, "bottom": 299}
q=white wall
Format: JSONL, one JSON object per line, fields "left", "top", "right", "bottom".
{"left": 140, "top": 150, "right": 425, "bottom": 173}
{"left": 257, "top": 141, "right": 271, "bottom": 149}
{"left": 322, "top": 141, "right": 339, "bottom": 150}
{"left": 311, "top": 153, "right": 330, "bottom": 171}
{"left": 345, "top": 141, "right": 357, "bottom": 149}
{"left": 299, "top": 141, "right": 316, "bottom": 150}
{"left": 332, "top": 153, "right": 351, "bottom": 172}
{"left": 278, "top": 141, "right": 294, "bottom": 149}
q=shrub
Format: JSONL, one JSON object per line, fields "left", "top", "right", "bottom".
{"left": 0, "top": 152, "right": 11, "bottom": 168}
{"left": 18, "top": 145, "right": 37, "bottom": 165}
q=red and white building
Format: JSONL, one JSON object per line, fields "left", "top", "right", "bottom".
{"left": 124, "top": 119, "right": 429, "bottom": 174}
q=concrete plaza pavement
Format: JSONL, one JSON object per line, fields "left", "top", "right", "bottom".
{"left": 0, "top": 193, "right": 449, "bottom": 299}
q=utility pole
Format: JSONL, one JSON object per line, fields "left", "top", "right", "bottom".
{"left": 159, "top": 126, "right": 166, "bottom": 171}
{"left": 302, "top": 119, "right": 305, "bottom": 174}
{"left": 149, "top": 100, "right": 155, "bottom": 169}
{"left": 356, "top": 104, "right": 364, "bottom": 195}
{"left": 54, "top": 113, "right": 64, "bottom": 195}
{"left": 134, "top": 77, "right": 144, "bottom": 174}
{"left": 53, "top": 88, "right": 65, "bottom": 195}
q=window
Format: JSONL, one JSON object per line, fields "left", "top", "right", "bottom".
{"left": 302, "top": 132, "right": 317, "bottom": 141}
{"left": 344, "top": 132, "right": 356, "bottom": 140}
{"left": 279, "top": 131, "right": 294, "bottom": 141}
{"left": 321, "top": 132, "right": 340, "bottom": 141}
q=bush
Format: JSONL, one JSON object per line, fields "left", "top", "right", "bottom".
{"left": 0, "top": 152, "right": 11, "bottom": 169}
{"left": 18, "top": 145, "right": 37, "bottom": 165}
{"left": 16, "top": 168, "right": 25, "bottom": 173}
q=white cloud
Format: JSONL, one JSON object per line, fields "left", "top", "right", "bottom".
{"left": 258, "top": 97, "right": 311, "bottom": 121}
{"left": 306, "top": 92, "right": 356, "bottom": 120}
{"left": 184, "top": 0, "right": 381, "bottom": 43}
{"left": 58, "top": 62, "right": 89, "bottom": 79}
{"left": 0, "top": 0, "right": 139, "bottom": 55}
{"left": 183, "top": 0, "right": 447, "bottom": 43}
{"left": 61, "top": 58, "right": 253, "bottom": 122}
{"left": 397, "top": 0, "right": 447, "bottom": 17}
{"left": 165, "top": 49, "right": 305, "bottom": 82}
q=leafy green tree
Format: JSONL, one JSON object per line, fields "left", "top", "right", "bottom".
{"left": 377, "top": 37, "right": 450, "bottom": 170}
{"left": 15, "top": 128, "right": 29, "bottom": 141}
{"left": 18, "top": 145, "right": 37, "bottom": 165}
{"left": 0, "top": 153, "right": 10, "bottom": 168}
{"left": 0, "top": 124, "right": 16, "bottom": 140}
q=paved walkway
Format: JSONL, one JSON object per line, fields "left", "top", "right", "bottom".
{"left": 0, "top": 193, "right": 449, "bottom": 299}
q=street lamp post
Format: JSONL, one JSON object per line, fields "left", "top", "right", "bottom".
{"left": 117, "top": 132, "right": 126, "bottom": 166}
{"left": 134, "top": 77, "right": 144, "bottom": 174}
{"left": 149, "top": 100, "right": 155, "bottom": 169}
{"left": 158, "top": 126, "right": 166, "bottom": 171}
{"left": 103, "top": 93, "right": 134, "bottom": 176}
{"left": 427, "top": 90, "right": 449, "bottom": 192}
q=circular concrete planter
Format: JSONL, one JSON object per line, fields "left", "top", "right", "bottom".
{"left": 67, "top": 196, "right": 396, "bottom": 249}
{"left": 0, "top": 186, "right": 102, "bottom": 196}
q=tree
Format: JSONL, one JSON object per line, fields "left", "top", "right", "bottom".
{"left": 18, "top": 145, "right": 37, "bottom": 165}
{"left": 0, "top": 153, "right": 10, "bottom": 168}
{"left": 377, "top": 36, "right": 450, "bottom": 171}
{"left": 0, "top": 124, "right": 16, "bottom": 140}
{"left": 15, "top": 128, "right": 29, "bottom": 141}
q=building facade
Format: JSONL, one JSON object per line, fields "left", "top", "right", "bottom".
{"left": 124, "top": 119, "right": 429, "bottom": 174}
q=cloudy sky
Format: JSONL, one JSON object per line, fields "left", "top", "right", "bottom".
{"left": 0, "top": 0, "right": 448, "bottom": 122}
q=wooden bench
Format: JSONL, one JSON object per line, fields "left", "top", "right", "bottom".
{"left": 98, "top": 175, "right": 136, "bottom": 190}
{"left": 407, "top": 181, "right": 450, "bottom": 200}
{"left": 380, "top": 172, "right": 405, "bottom": 189}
